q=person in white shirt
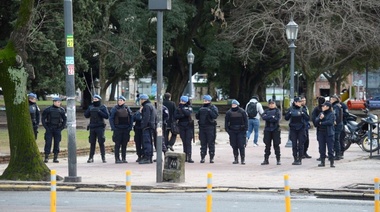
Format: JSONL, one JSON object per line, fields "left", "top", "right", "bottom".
{"left": 245, "top": 96, "right": 264, "bottom": 146}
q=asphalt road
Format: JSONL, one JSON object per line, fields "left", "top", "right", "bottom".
{"left": 0, "top": 191, "right": 375, "bottom": 212}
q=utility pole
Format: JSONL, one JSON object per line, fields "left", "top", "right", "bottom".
{"left": 149, "top": 0, "right": 172, "bottom": 183}
{"left": 64, "top": 0, "right": 81, "bottom": 182}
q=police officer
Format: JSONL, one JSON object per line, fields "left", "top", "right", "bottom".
{"left": 196, "top": 94, "right": 219, "bottom": 163}
{"left": 133, "top": 107, "right": 144, "bottom": 162}
{"left": 225, "top": 99, "right": 248, "bottom": 165}
{"left": 163, "top": 93, "right": 177, "bottom": 151}
{"left": 109, "top": 96, "right": 132, "bottom": 164}
{"left": 312, "top": 96, "right": 326, "bottom": 161}
{"left": 28, "top": 93, "right": 40, "bottom": 139}
{"left": 84, "top": 95, "right": 109, "bottom": 163}
{"left": 261, "top": 99, "right": 281, "bottom": 165}
{"left": 285, "top": 97, "right": 309, "bottom": 165}
{"left": 138, "top": 94, "right": 156, "bottom": 164}
{"left": 301, "top": 96, "right": 312, "bottom": 159}
{"left": 330, "top": 95, "right": 344, "bottom": 160}
{"left": 174, "top": 96, "right": 194, "bottom": 163}
{"left": 41, "top": 97, "right": 67, "bottom": 163}
{"left": 339, "top": 96, "right": 349, "bottom": 158}
{"left": 315, "top": 101, "right": 335, "bottom": 168}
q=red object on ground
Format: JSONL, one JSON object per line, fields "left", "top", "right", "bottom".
{"left": 347, "top": 100, "right": 366, "bottom": 110}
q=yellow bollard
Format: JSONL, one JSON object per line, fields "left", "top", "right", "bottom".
{"left": 50, "top": 170, "right": 56, "bottom": 212}
{"left": 206, "top": 172, "right": 212, "bottom": 212}
{"left": 284, "top": 174, "right": 291, "bottom": 212}
{"left": 126, "top": 170, "right": 132, "bottom": 212}
{"left": 375, "top": 177, "right": 379, "bottom": 212}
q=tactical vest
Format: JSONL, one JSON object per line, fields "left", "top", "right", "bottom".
{"left": 48, "top": 107, "right": 62, "bottom": 126}
{"left": 290, "top": 107, "right": 302, "bottom": 123}
{"left": 29, "top": 104, "right": 37, "bottom": 123}
{"left": 229, "top": 110, "right": 244, "bottom": 126}
{"left": 115, "top": 107, "right": 130, "bottom": 125}
{"left": 198, "top": 106, "right": 215, "bottom": 126}
{"left": 89, "top": 106, "right": 105, "bottom": 125}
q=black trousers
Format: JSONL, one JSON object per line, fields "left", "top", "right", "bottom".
{"left": 179, "top": 125, "right": 193, "bottom": 154}
{"left": 289, "top": 128, "right": 305, "bottom": 158}
{"left": 112, "top": 128, "right": 130, "bottom": 160}
{"left": 199, "top": 126, "right": 216, "bottom": 156}
{"left": 228, "top": 130, "right": 245, "bottom": 157}
{"left": 263, "top": 130, "right": 281, "bottom": 159}
{"left": 88, "top": 127, "right": 106, "bottom": 157}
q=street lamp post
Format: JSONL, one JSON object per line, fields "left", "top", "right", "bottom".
{"left": 285, "top": 17, "right": 299, "bottom": 148}
{"left": 286, "top": 18, "right": 299, "bottom": 104}
{"left": 187, "top": 48, "right": 195, "bottom": 99}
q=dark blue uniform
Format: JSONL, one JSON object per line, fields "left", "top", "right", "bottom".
{"left": 261, "top": 107, "right": 281, "bottom": 164}
{"left": 42, "top": 105, "right": 66, "bottom": 162}
{"left": 163, "top": 98, "right": 177, "bottom": 149}
{"left": 139, "top": 100, "right": 156, "bottom": 164}
{"left": 315, "top": 108, "right": 335, "bottom": 167}
{"left": 109, "top": 104, "right": 133, "bottom": 163}
{"left": 84, "top": 102, "right": 109, "bottom": 162}
{"left": 174, "top": 102, "right": 194, "bottom": 162}
{"left": 29, "top": 101, "right": 40, "bottom": 139}
{"left": 285, "top": 105, "right": 309, "bottom": 164}
{"left": 225, "top": 107, "right": 248, "bottom": 164}
{"left": 340, "top": 102, "right": 349, "bottom": 156}
{"left": 332, "top": 101, "right": 343, "bottom": 159}
{"left": 133, "top": 111, "right": 143, "bottom": 162}
{"left": 196, "top": 103, "right": 219, "bottom": 163}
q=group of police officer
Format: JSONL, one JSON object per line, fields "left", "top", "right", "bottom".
{"left": 28, "top": 93, "right": 66, "bottom": 163}
{"left": 28, "top": 91, "right": 348, "bottom": 167}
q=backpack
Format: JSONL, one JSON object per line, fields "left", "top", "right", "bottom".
{"left": 162, "top": 105, "right": 169, "bottom": 122}
{"left": 247, "top": 102, "right": 258, "bottom": 118}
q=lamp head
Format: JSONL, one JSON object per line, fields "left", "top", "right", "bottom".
{"left": 187, "top": 48, "right": 195, "bottom": 64}
{"left": 286, "top": 18, "right": 299, "bottom": 41}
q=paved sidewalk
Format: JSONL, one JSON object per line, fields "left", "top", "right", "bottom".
{"left": 1, "top": 129, "right": 379, "bottom": 194}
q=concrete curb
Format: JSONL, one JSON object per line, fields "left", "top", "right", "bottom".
{"left": 0, "top": 181, "right": 375, "bottom": 200}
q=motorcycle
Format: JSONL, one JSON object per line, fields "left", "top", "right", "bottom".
{"left": 343, "top": 108, "right": 379, "bottom": 152}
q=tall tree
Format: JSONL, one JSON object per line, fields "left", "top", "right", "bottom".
{"left": 0, "top": 0, "right": 50, "bottom": 180}
{"left": 222, "top": 0, "right": 380, "bottom": 109}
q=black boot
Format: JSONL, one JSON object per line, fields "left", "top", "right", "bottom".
{"left": 261, "top": 157, "right": 269, "bottom": 165}
{"left": 292, "top": 157, "right": 301, "bottom": 165}
{"left": 53, "top": 154, "right": 59, "bottom": 163}
{"left": 101, "top": 155, "right": 107, "bottom": 163}
{"left": 136, "top": 155, "right": 141, "bottom": 162}
{"left": 210, "top": 154, "right": 215, "bottom": 163}
{"left": 276, "top": 156, "right": 281, "bottom": 165}
{"left": 115, "top": 156, "right": 122, "bottom": 164}
{"left": 241, "top": 156, "right": 245, "bottom": 165}
{"left": 87, "top": 156, "right": 94, "bottom": 163}
{"left": 185, "top": 154, "right": 188, "bottom": 162}
{"left": 233, "top": 155, "right": 239, "bottom": 164}
{"left": 330, "top": 158, "right": 335, "bottom": 168}
{"left": 44, "top": 154, "right": 49, "bottom": 163}
{"left": 318, "top": 158, "right": 325, "bottom": 167}
{"left": 200, "top": 153, "right": 206, "bottom": 163}
{"left": 138, "top": 156, "right": 151, "bottom": 164}
{"left": 187, "top": 154, "right": 194, "bottom": 163}
{"left": 122, "top": 157, "right": 128, "bottom": 163}
{"left": 292, "top": 156, "right": 298, "bottom": 165}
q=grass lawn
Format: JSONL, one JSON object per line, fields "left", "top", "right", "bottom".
{"left": 0, "top": 128, "right": 134, "bottom": 155}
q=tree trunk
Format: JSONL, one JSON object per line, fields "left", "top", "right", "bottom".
{"left": 0, "top": 0, "right": 50, "bottom": 181}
